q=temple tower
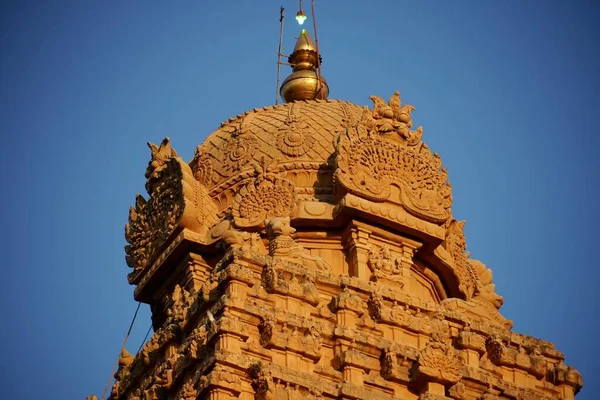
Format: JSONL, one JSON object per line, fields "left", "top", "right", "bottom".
{"left": 93, "top": 15, "right": 583, "bottom": 400}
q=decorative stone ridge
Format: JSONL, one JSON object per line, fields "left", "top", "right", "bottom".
{"left": 94, "top": 92, "right": 582, "bottom": 400}
{"left": 334, "top": 92, "right": 452, "bottom": 224}
{"left": 124, "top": 138, "right": 218, "bottom": 284}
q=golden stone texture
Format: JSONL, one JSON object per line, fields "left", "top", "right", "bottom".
{"left": 95, "top": 91, "right": 582, "bottom": 400}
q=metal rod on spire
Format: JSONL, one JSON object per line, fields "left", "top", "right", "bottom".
{"left": 311, "top": 0, "right": 323, "bottom": 99}
{"left": 275, "top": 6, "right": 285, "bottom": 105}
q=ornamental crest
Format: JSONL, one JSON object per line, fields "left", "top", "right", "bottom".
{"left": 334, "top": 92, "right": 452, "bottom": 224}
{"left": 125, "top": 140, "right": 185, "bottom": 279}
{"left": 277, "top": 103, "right": 315, "bottom": 157}
{"left": 125, "top": 138, "right": 218, "bottom": 284}
{"left": 190, "top": 145, "right": 214, "bottom": 186}
{"left": 220, "top": 120, "right": 259, "bottom": 173}
{"left": 443, "top": 219, "right": 478, "bottom": 298}
{"left": 232, "top": 159, "right": 296, "bottom": 228}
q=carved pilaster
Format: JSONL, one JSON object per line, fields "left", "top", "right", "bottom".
{"left": 187, "top": 254, "right": 212, "bottom": 293}
{"left": 343, "top": 222, "right": 372, "bottom": 279}
{"left": 398, "top": 240, "right": 420, "bottom": 290}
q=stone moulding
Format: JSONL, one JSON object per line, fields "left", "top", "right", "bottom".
{"left": 334, "top": 193, "right": 446, "bottom": 242}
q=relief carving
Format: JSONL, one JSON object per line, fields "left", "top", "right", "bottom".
{"left": 261, "top": 261, "right": 277, "bottom": 293}
{"left": 368, "top": 92, "right": 420, "bottom": 143}
{"left": 333, "top": 286, "right": 364, "bottom": 315}
{"left": 380, "top": 345, "right": 401, "bottom": 381}
{"left": 260, "top": 261, "right": 320, "bottom": 305}
{"left": 414, "top": 315, "right": 461, "bottom": 385}
{"left": 367, "top": 290, "right": 384, "bottom": 322}
{"left": 442, "top": 221, "right": 513, "bottom": 329}
{"left": 389, "top": 302, "right": 432, "bottom": 334}
{"left": 166, "top": 284, "right": 192, "bottom": 328}
{"left": 111, "top": 348, "right": 135, "bottom": 399}
{"left": 265, "top": 217, "right": 330, "bottom": 271}
{"left": 302, "top": 324, "right": 323, "bottom": 356}
{"left": 448, "top": 382, "right": 467, "bottom": 399}
{"left": 248, "top": 363, "right": 275, "bottom": 400}
{"left": 232, "top": 160, "right": 296, "bottom": 228}
{"left": 367, "top": 245, "right": 403, "bottom": 285}
{"left": 141, "top": 333, "right": 161, "bottom": 365}
{"left": 277, "top": 103, "right": 315, "bottom": 157}
{"left": 258, "top": 314, "right": 276, "bottom": 347}
{"left": 443, "top": 220, "right": 477, "bottom": 298}
{"left": 187, "top": 324, "right": 208, "bottom": 360}
{"left": 220, "top": 220, "right": 267, "bottom": 256}
{"left": 190, "top": 145, "right": 214, "bottom": 186}
{"left": 125, "top": 138, "right": 218, "bottom": 283}
{"left": 177, "top": 381, "right": 198, "bottom": 400}
{"left": 221, "top": 129, "right": 259, "bottom": 173}
{"left": 335, "top": 93, "right": 452, "bottom": 224}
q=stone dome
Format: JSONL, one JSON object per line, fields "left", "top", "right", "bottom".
{"left": 127, "top": 90, "right": 512, "bottom": 332}
{"left": 191, "top": 99, "right": 360, "bottom": 214}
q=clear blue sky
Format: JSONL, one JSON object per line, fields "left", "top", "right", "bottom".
{"left": 1, "top": 1, "right": 598, "bottom": 399}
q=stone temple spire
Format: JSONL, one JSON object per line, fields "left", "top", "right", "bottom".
{"left": 280, "top": 29, "right": 329, "bottom": 103}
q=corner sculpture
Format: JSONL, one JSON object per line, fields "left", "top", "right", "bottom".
{"left": 92, "top": 91, "right": 582, "bottom": 400}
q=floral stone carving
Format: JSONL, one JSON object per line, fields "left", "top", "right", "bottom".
{"left": 232, "top": 160, "right": 297, "bottom": 228}
{"left": 124, "top": 138, "right": 218, "bottom": 283}
{"left": 335, "top": 93, "right": 452, "bottom": 224}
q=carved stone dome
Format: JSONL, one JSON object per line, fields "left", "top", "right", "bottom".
{"left": 191, "top": 93, "right": 452, "bottom": 229}
{"left": 129, "top": 91, "right": 510, "bottom": 331}
{"left": 118, "top": 85, "right": 589, "bottom": 400}
{"left": 192, "top": 99, "right": 356, "bottom": 214}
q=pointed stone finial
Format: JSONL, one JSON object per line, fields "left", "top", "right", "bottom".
{"left": 280, "top": 29, "right": 329, "bottom": 103}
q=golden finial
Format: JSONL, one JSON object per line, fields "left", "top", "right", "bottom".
{"left": 279, "top": 29, "right": 329, "bottom": 103}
